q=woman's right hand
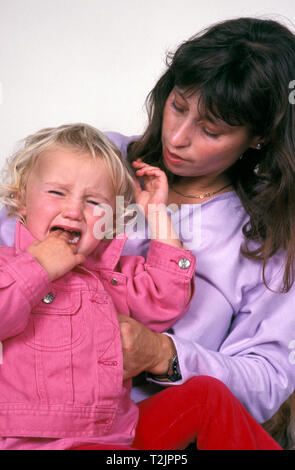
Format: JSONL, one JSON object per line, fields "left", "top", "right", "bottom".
{"left": 132, "top": 159, "right": 169, "bottom": 214}
{"left": 118, "top": 314, "right": 177, "bottom": 381}
{"left": 27, "top": 229, "right": 85, "bottom": 281}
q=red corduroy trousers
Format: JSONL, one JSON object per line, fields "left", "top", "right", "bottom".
{"left": 72, "top": 376, "right": 281, "bottom": 450}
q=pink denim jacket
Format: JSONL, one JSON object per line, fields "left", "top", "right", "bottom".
{"left": 0, "top": 222, "right": 195, "bottom": 443}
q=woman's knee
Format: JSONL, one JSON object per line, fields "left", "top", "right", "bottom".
{"left": 181, "top": 376, "right": 234, "bottom": 405}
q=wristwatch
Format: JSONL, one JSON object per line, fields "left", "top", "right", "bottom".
{"left": 150, "top": 354, "right": 182, "bottom": 383}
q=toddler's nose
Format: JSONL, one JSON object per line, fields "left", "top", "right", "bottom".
{"left": 62, "top": 200, "right": 83, "bottom": 220}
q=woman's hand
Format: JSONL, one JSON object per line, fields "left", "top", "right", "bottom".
{"left": 132, "top": 159, "right": 182, "bottom": 248}
{"left": 132, "top": 159, "right": 169, "bottom": 216}
{"left": 118, "top": 314, "right": 176, "bottom": 381}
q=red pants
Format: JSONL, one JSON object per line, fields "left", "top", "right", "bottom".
{"left": 73, "top": 376, "right": 281, "bottom": 450}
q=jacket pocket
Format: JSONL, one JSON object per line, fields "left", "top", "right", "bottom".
{"left": 22, "top": 286, "right": 84, "bottom": 352}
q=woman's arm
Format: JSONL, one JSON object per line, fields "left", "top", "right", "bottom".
{"left": 132, "top": 160, "right": 183, "bottom": 249}
{"left": 119, "top": 272, "right": 295, "bottom": 424}
{"left": 120, "top": 240, "right": 195, "bottom": 333}
{"left": 86, "top": 132, "right": 295, "bottom": 422}
{"left": 117, "top": 160, "right": 195, "bottom": 331}
{"left": 118, "top": 315, "right": 176, "bottom": 380}
{"left": 172, "top": 276, "right": 295, "bottom": 424}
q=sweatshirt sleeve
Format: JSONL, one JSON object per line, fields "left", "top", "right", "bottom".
{"left": 0, "top": 208, "right": 16, "bottom": 247}
{"left": 119, "top": 240, "right": 196, "bottom": 333}
{"left": 0, "top": 251, "right": 51, "bottom": 341}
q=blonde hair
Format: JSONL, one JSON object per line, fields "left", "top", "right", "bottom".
{"left": 0, "top": 123, "right": 135, "bottom": 230}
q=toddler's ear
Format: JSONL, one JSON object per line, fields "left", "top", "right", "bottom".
{"left": 12, "top": 192, "right": 26, "bottom": 217}
{"left": 18, "top": 205, "right": 26, "bottom": 217}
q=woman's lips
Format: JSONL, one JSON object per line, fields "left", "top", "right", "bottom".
{"left": 163, "top": 146, "right": 185, "bottom": 165}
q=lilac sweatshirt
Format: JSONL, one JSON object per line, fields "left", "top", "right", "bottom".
{"left": 1, "top": 131, "right": 295, "bottom": 424}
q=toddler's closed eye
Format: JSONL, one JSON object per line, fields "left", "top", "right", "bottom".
{"left": 87, "top": 200, "right": 103, "bottom": 206}
{"left": 48, "top": 190, "right": 64, "bottom": 196}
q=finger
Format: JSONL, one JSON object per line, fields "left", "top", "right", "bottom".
{"left": 118, "top": 314, "right": 129, "bottom": 324}
{"left": 135, "top": 166, "right": 162, "bottom": 175}
{"left": 133, "top": 177, "right": 142, "bottom": 198}
{"left": 28, "top": 240, "right": 40, "bottom": 248}
{"left": 75, "top": 253, "right": 86, "bottom": 265}
{"left": 122, "top": 369, "right": 128, "bottom": 381}
{"left": 69, "top": 244, "right": 78, "bottom": 254}
{"left": 49, "top": 229, "right": 71, "bottom": 240}
{"left": 132, "top": 160, "right": 149, "bottom": 169}
{"left": 119, "top": 320, "right": 133, "bottom": 349}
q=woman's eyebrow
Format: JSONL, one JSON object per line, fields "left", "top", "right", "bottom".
{"left": 174, "top": 87, "right": 235, "bottom": 131}
{"left": 174, "top": 87, "right": 188, "bottom": 100}
{"left": 204, "top": 116, "right": 230, "bottom": 129}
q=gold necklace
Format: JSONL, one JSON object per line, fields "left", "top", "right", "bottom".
{"left": 170, "top": 183, "right": 232, "bottom": 200}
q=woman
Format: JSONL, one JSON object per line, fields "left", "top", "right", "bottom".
{"left": 112, "top": 16, "right": 295, "bottom": 449}
{"left": 0, "top": 17, "right": 294, "bottom": 449}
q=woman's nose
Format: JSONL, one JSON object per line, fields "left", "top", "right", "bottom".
{"left": 169, "top": 120, "right": 192, "bottom": 148}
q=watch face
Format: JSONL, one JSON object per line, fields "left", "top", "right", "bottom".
{"left": 170, "top": 356, "right": 182, "bottom": 382}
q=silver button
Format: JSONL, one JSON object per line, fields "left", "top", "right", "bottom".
{"left": 111, "top": 278, "right": 118, "bottom": 285}
{"left": 42, "top": 292, "right": 55, "bottom": 304}
{"left": 178, "top": 258, "right": 191, "bottom": 270}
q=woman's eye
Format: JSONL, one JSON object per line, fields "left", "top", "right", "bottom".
{"left": 171, "top": 100, "right": 185, "bottom": 113}
{"left": 202, "top": 128, "right": 219, "bottom": 138}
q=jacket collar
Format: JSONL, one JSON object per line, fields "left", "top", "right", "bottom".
{"left": 14, "top": 221, "right": 129, "bottom": 272}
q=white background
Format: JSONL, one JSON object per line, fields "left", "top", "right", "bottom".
{"left": 0, "top": 0, "right": 294, "bottom": 169}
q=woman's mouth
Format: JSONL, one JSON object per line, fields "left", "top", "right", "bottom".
{"left": 163, "top": 146, "right": 185, "bottom": 165}
{"left": 50, "top": 226, "right": 82, "bottom": 244}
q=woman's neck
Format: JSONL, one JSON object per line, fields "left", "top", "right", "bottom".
{"left": 168, "top": 174, "right": 233, "bottom": 205}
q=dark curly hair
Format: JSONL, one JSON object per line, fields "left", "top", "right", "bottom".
{"left": 127, "top": 17, "right": 295, "bottom": 293}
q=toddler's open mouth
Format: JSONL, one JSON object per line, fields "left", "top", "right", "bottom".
{"left": 50, "top": 226, "right": 82, "bottom": 244}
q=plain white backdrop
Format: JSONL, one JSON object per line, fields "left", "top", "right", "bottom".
{"left": 0, "top": 0, "right": 294, "bottom": 169}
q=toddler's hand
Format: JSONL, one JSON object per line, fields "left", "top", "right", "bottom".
{"left": 132, "top": 159, "right": 169, "bottom": 216}
{"left": 27, "top": 230, "right": 85, "bottom": 281}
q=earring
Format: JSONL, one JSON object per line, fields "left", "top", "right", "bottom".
{"left": 256, "top": 143, "right": 262, "bottom": 150}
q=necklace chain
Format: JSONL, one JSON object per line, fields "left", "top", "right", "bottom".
{"left": 170, "top": 183, "right": 232, "bottom": 200}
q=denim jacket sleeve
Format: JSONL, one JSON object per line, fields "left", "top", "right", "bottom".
{"left": 0, "top": 250, "right": 51, "bottom": 341}
{"left": 119, "top": 240, "right": 196, "bottom": 332}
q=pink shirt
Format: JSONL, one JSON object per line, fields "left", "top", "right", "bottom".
{"left": 0, "top": 222, "right": 195, "bottom": 449}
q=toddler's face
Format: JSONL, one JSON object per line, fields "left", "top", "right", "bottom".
{"left": 19, "top": 145, "right": 115, "bottom": 257}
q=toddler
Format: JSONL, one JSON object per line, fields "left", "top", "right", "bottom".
{"left": 0, "top": 123, "right": 195, "bottom": 450}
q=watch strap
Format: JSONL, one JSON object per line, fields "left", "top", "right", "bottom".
{"left": 149, "top": 354, "right": 182, "bottom": 383}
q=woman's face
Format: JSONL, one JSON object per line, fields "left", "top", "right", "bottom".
{"left": 161, "top": 88, "right": 261, "bottom": 179}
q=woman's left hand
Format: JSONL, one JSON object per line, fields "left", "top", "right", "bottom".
{"left": 118, "top": 315, "right": 176, "bottom": 381}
